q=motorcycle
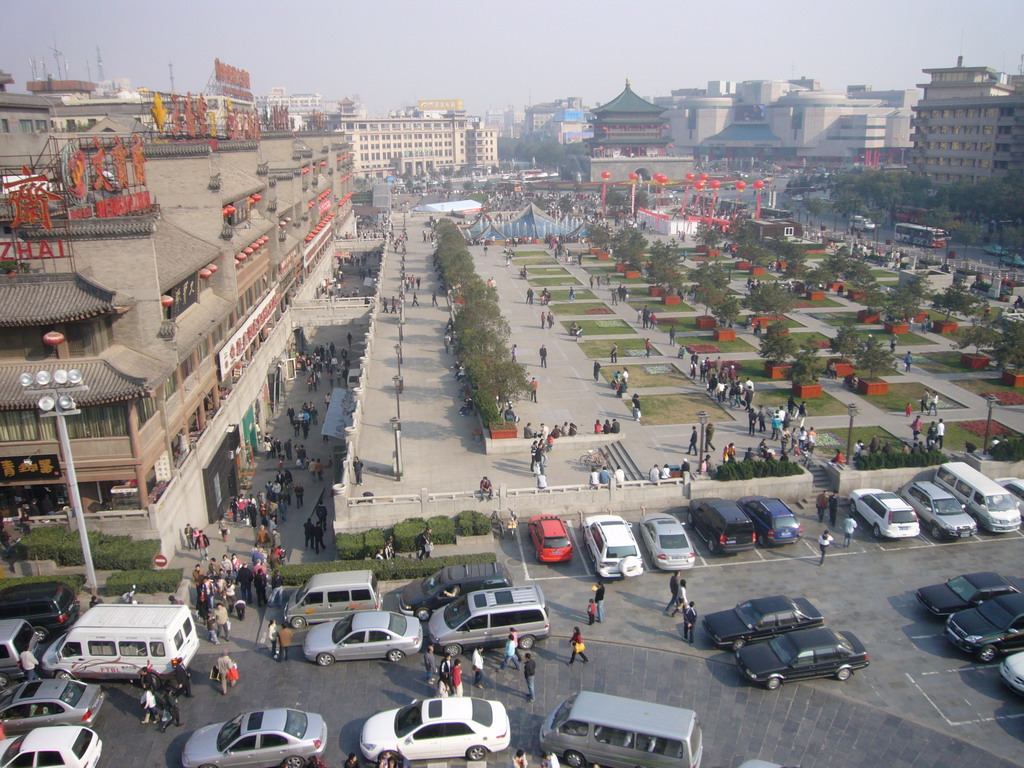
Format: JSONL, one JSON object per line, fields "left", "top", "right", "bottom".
{"left": 121, "top": 584, "right": 138, "bottom": 605}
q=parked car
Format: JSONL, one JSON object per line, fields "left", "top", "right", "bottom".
{"left": 849, "top": 489, "right": 920, "bottom": 539}
{"left": 302, "top": 610, "right": 422, "bottom": 666}
{"left": 995, "top": 478, "right": 1024, "bottom": 511}
{"left": 581, "top": 515, "right": 643, "bottom": 578}
{"left": 0, "top": 581, "right": 80, "bottom": 640}
{"left": 898, "top": 480, "right": 977, "bottom": 540}
{"left": 399, "top": 563, "right": 514, "bottom": 621}
{"left": 638, "top": 512, "right": 695, "bottom": 570}
{"left": 916, "top": 572, "right": 1020, "bottom": 617}
{"left": 182, "top": 709, "right": 327, "bottom": 768}
{"left": 0, "top": 679, "right": 104, "bottom": 735}
{"left": 1000, "top": 651, "right": 1024, "bottom": 696}
{"left": 359, "top": 698, "right": 511, "bottom": 762}
{"left": 946, "top": 593, "right": 1024, "bottom": 662}
{"left": 703, "top": 595, "right": 825, "bottom": 650}
{"left": 687, "top": 498, "right": 755, "bottom": 554}
{"left": 735, "top": 627, "right": 869, "bottom": 690}
{"left": 527, "top": 515, "right": 574, "bottom": 563}
{"left": 736, "top": 497, "right": 802, "bottom": 546}
{"left": 0, "top": 726, "right": 101, "bottom": 768}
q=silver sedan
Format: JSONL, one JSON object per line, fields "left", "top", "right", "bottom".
{"left": 639, "top": 512, "right": 696, "bottom": 570}
{"left": 182, "top": 709, "right": 327, "bottom": 768}
{"left": 303, "top": 610, "right": 423, "bottom": 666}
{"left": 0, "top": 679, "right": 105, "bottom": 735}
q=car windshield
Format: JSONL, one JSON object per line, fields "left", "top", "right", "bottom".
{"left": 0, "top": 737, "right": 23, "bottom": 765}
{"left": 769, "top": 634, "right": 798, "bottom": 664}
{"left": 934, "top": 498, "right": 964, "bottom": 516}
{"left": 388, "top": 613, "right": 407, "bottom": 634}
{"left": 986, "top": 494, "right": 1018, "bottom": 512}
{"left": 658, "top": 533, "right": 690, "bottom": 549}
{"left": 945, "top": 576, "right": 979, "bottom": 602}
{"left": 442, "top": 597, "right": 471, "bottom": 629}
{"left": 395, "top": 703, "right": 423, "bottom": 737}
{"left": 978, "top": 600, "right": 1015, "bottom": 628}
{"left": 735, "top": 601, "right": 761, "bottom": 628}
{"left": 217, "top": 713, "right": 246, "bottom": 752}
{"left": 284, "top": 710, "right": 308, "bottom": 739}
{"left": 59, "top": 681, "right": 88, "bottom": 707}
{"left": 330, "top": 616, "right": 355, "bottom": 644}
{"left": 543, "top": 535, "right": 570, "bottom": 548}
{"left": 421, "top": 575, "right": 443, "bottom": 595}
{"left": 549, "top": 695, "right": 576, "bottom": 730}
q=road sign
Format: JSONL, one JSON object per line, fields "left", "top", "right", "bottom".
{"left": 153, "top": 554, "right": 168, "bottom": 568}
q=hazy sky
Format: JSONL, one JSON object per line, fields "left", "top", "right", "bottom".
{"left": 4, "top": 0, "right": 1022, "bottom": 116}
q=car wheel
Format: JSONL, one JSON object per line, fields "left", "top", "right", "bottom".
{"left": 289, "top": 616, "right": 307, "bottom": 629}
{"left": 765, "top": 676, "right": 782, "bottom": 690}
{"left": 281, "top": 757, "right": 306, "bottom": 768}
{"left": 731, "top": 638, "right": 746, "bottom": 651}
{"left": 315, "top": 653, "right": 335, "bottom": 667}
{"left": 978, "top": 645, "right": 998, "bottom": 663}
{"left": 563, "top": 751, "right": 586, "bottom": 768}
{"left": 466, "top": 746, "right": 488, "bottom": 761}
{"left": 708, "top": 537, "right": 718, "bottom": 554}
{"left": 518, "top": 635, "right": 535, "bottom": 650}
{"left": 0, "top": 672, "right": 9, "bottom": 689}
{"left": 930, "top": 522, "right": 944, "bottom": 540}
{"left": 444, "top": 643, "right": 462, "bottom": 658}
{"left": 872, "top": 523, "right": 882, "bottom": 539}
{"left": 32, "top": 626, "right": 48, "bottom": 642}
{"left": 386, "top": 649, "right": 405, "bottom": 662}
{"left": 756, "top": 532, "right": 768, "bottom": 547}
{"left": 52, "top": 669, "right": 74, "bottom": 680}
{"left": 415, "top": 607, "right": 432, "bottom": 622}
{"left": 200, "top": 764, "right": 220, "bottom": 768}
{"left": 835, "top": 667, "right": 852, "bottom": 681}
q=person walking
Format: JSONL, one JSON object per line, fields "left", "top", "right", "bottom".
{"left": 215, "top": 650, "right": 235, "bottom": 695}
{"left": 568, "top": 627, "right": 589, "bottom": 665}
{"left": 471, "top": 646, "right": 484, "bottom": 689}
{"left": 416, "top": 527, "right": 433, "bottom": 559}
{"left": 172, "top": 657, "right": 193, "bottom": 698}
{"left": 539, "top": 345, "right": 548, "bottom": 368}
{"left": 828, "top": 493, "right": 840, "bottom": 528}
{"left": 610, "top": 344, "right": 618, "bottom": 364}
{"left": 513, "top": 750, "right": 529, "bottom": 768}
{"left": 818, "top": 529, "right": 834, "bottom": 566}
{"left": 157, "top": 687, "right": 181, "bottom": 731}
{"left": 267, "top": 619, "right": 280, "bottom": 659}
{"left": 815, "top": 490, "right": 829, "bottom": 524}
{"left": 665, "top": 572, "right": 682, "bottom": 615}
{"left": 19, "top": 647, "right": 39, "bottom": 681}
{"left": 523, "top": 653, "right": 537, "bottom": 702}
{"left": 140, "top": 687, "right": 158, "bottom": 724}
{"left": 214, "top": 602, "right": 230, "bottom": 641}
{"left": 422, "top": 643, "right": 437, "bottom": 684}
{"left": 451, "top": 659, "right": 464, "bottom": 697}
{"left": 352, "top": 456, "right": 364, "bottom": 485}
{"left": 593, "top": 580, "right": 605, "bottom": 623}
{"left": 687, "top": 426, "right": 698, "bottom": 455}
{"left": 277, "top": 624, "right": 293, "bottom": 662}
{"left": 670, "top": 579, "right": 688, "bottom": 617}
{"left": 843, "top": 515, "right": 858, "bottom": 548}
{"left": 704, "top": 423, "right": 715, "bottom": 452}
{"left": 499, "top": 633, "right": 521, "bottom": 671}
{"left": 682, "top": 602, "right": 697, "bottom": 644}
{"left": 592, "top": 360, "right": 602, "bottom": 383}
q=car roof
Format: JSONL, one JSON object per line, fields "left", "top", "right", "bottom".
{"left": 422, "top": 697, "right": 481, "bottom": 722}
{"left": 562, "top": 692, "right": 696, "bottom": 735}
{"left": 787, "top": 628, "right": 843, "bottom": 651}
{"left": 990, "top": 593, "right": 1024, "bottom": 612}
{"left": 699, "top": 497, "right": 745, "bottom": 513}
{"left": 739, "top": 497, "right": 795, "bottom": 517}
{"left": 876, "top": 493, "right": 912, "bottom": 508}
{"left": 641, "top": 513, "right": 683, "bottom": 529}
{"left": 241, "top": 709, "right": 292, "bottom": 735}
{"left": 10, "top": 680, "right": 80, "bottom": 702}
{"left": 531, "top": 517, "right": 567, "bottom": 536}
{"left": 305, "top": 571, "right": 375, "bottom": 589}
{"left": 351, "top": 612, "right": 394, "bottom": 631}
{"left": 587, "top": 517, "right": 635, "bottom": 544}
{"left": 12, "top": 726, "right": 91, "bottom": 750}
{"left": 0, "top": 582, "right": 71, "bottom": 600}
{"left": 76, "top": 604, "right": 190, "bottom": 628}
{"left": 438, "top": 562, "right": 506, "bottom": 582}
{"left": 961, "top": 572, "right": 1014, "bottom": 589}
{"left": 745, "top": 596, "right": 798, "bottom": 614}
{"left": 909, "top": 480, "right": 956, "bottom": 498}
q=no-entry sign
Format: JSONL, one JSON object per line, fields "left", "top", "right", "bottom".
{"left": 153, "top": 554, "right": 168, "bottom": 568}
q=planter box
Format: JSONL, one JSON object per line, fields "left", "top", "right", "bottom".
{"left": 829, "top": 282, "right": 843, "bottom": 292}
{"left": 793, "top": 383, "right": 823, "bottom": 399}
{"left": 695, "top": 245, "right": 708, "bottom": 254}
{"left": 649, "top": 286, "right": 664, "bottom": 297}
{"left": 764, "top": 363, "right": 792, "bottom": 379}
{"left": 884, "top": 321, "right": 909, "bottom": 335}
{"left": 453, "top": 297, "right": 465, "bottom": 305}
{"left": 596, "top": 252, "right": 611, "bottom": 260}
{"left": 832, "top": 361, "right": 855, "bottom": 377}
{"left": 749, "top": 266, "right": 766, "bottom": 276}
{"left": 960, "top": 353, "right": 991, "bottom": 370}
{"left": 847, "top": 290, "right": 866, "bottom": 301}
{"left": 696, "top": 315, "right": 717, "bottom": 330}
{"left": 708, "top": 249, "right": 721, "bottom": 258}
{"left": 777, "top": 261, "right": 788, "bottom": 272}
{"left": 489, "top": 426, "right": 518, "bottom": 439}
{"left": 857, "top": 310, "right": 880, "bottom": 323}
{"left": 805, "top": 291, "right": 826, "bottom": 301}
{"left": 1002, "top": 370, "right": 1024, "bottom": 387}
{"left": 913, "top": 311, "right": 929, "bottom": 323}
{"left": 589, "top": 248, "right": 600, "bottom": 255}
{"left": 662, "top": 294, "right": 681, "bottom": 306}
{"left": 933, "top": 320, "right": 958, "bottom": 334}
{"left": 735, "top": 261, "right": 751, "bottom": 270}
{"left": 713, "top": 328, "right": 736, "bottom": 341}
{"left": 625, "top": 270, "right": 641, "bottom": 279}
{"left": 615, "top": 264, "right": 627, "bottom": 273}
{"left": 857, "top": 378, "right": 890, "bottom": 396}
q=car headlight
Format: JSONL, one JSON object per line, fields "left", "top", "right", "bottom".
{"left": 964, "top": 635, "right": 982, "bottom": 644}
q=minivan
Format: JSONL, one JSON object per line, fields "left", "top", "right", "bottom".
{"left": 427, "top": 586, "right": 549, "bottom": 657}
{"left": 284, "top": 570, "right": 381, "bottom": 628}
{"left": 399, "top": 562, "right": 513, "bottom": 620}
{"left": 40, "top": 604, "right": 199, "bottom": 680}
{"left": 687, "top": 499, "right": 755, "bottom": 554}
{"left": 0, "top": 581, "right": 80, "bottom": 640}
{"left": 0, "top": 620, "right": 42, "bottom": 688}
{"left": 540, "top": 691, "right": 703, "bottom": 768}
{"left": 933, "top": 463, "right": 1022, "bottom": 533}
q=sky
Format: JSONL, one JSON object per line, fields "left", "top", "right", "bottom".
{"left": 4, "top": 0, "right": 1022, "bottom": 117}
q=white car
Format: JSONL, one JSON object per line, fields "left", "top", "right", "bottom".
{"left": 360, "top": 698, "right": 510, "bottom": 762}
{"left": 995, "top": 478, "right": 1024, "bottom": 511}
{"left": 0, "top": 726, "right": 101, "bottom": 768}
{"left": 850, "top": 489, "right": 920, "bottom": 539}
{"left": 581, "top": 515, "right": 644, "bottom": 578}
{"left": 1000, "top": 651, "right": 1024, "bottom": 696}
{"left": 638, "top": 512, "right": 696, "bottom": 570}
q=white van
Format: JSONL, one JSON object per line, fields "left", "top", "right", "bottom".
{"left": 41, "top": 604, "right": 199, "bottom": 680}
{"left": 933, "top": 463, "right": 1022, "bottom": 533}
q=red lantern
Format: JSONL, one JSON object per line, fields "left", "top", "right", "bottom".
{"left": 320, "top": 161, "right": 327, "bottom": 166}
{"left": 735, "top": 181, "right": 747, "bottom": 191}
{"left": 628, "top": 172, "right": 639, "bottom": 181}
{"left": 223, "top": 205, "right": 236, "bottom": 216}
{"left": 207, "top": 264, "right": 218, "bottom": 273}
{"left": 199, "top": 268, "right": 212, "bottom": 279}
{"left": 279, "top": 221, "right": 287, "bottom": 227}
{"left": 601, "top": 171, "right": 611, "bottom": 180}
{"left": 235, "top": 252, "right": 247, "bottom": 261}
{"left": 709, "top": 180, "right": 721, "bottom": 190}
{"left": 753, "top": 180, "right": 765, "bottom": 190}
{"left": 305, "top": 235, "right": 313, "bottom": 242}
{"left": 698, "top": 173, "right": 708, "bottom": 181}
{"left": 243, "top": 247, "right": 254, "bottom": 255}
{"left": 685, "top": 173, "right": 695, "bottom": 182}
{"left": 252, "top": 194, "right": 262, "bottom": 202}
{"left": 42, "top": 331, "right": 65, "bottom": 347}
{"left": 160, "top": 295, "right": 174, "bottom": 307}
{"left": 261, "top": 236, "right": 269, "bottom": 243}
{"left": 694, "top": 181, "right": 705, "bottom": 191}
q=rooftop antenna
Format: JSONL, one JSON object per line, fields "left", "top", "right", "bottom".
{"left": 86, "top": 60, "right": 92, "bottom": 83}
{"left": 96, "top": 46, "right": 104, "bottom": 82}
{"left": 51, "top": 34, "right": 66, "bottom": 79}
{"left": 168, "top": 61, "right": 175, "bottom": 93}
{"left": 28, "top": 57, "right": 37, "bottom": 80}
{"left": 959, "top": 28, "right": 964, "bottom": 59}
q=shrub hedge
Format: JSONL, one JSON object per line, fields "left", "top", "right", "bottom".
{"left": 105, "top": 569, "right": 184, "bottom": 596}
{"left": 455, "top": 510, "right": 491, "bottom": 537}
{"left": 0, "top": 573, "right": 86, "bottom": 592}
{"left": 277, "top": 553, "right": 497, "bottom": 586}
{"left": 854, "top": 449, "right": 946, "bottom": 470}
{"left": 15, "top": 529, "right": 160, "bottom": 571}
{"left": 715, "top": 458, "right": 805, "bottom": 481}
{"left": 990, "top": 438, "right": 1024, "bottom": 462}
{"left": 334, "top": 515, "right": 462, "bottom": 560}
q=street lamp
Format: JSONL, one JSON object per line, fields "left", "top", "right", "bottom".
{"left": 394, "top": 343, "right": 402, "bottom": 374}
{"left": 393, "top": 375, "right": 403, "bottom": 420}
{"left": 697, "top": 410, "right": 709, "bottom": 458}
{"left": 390, "top": 416, "right": 403, "bottom": 480}
{"left": 18, "top": 368, "right": 97, "bottom": 593}
{"left": 983, "top": 394, "right": 998, "bottom": 452}
{"left": 846, "top": 403, "right": 859, "bottom": 465}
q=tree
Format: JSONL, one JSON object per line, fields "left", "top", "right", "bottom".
{"left": 612, "top": 228, "right": 647, "bottom": 271}
{"left": 695, "top": 222, "right": 724, "bottom": 252}
{"left": 952, "top": 222, "right": 983, "bottom": 261}
{"left": 789, "top": 338, "right": 826, "bottom": 385}
{"left": 744, "top": 282, "right": 797, "bottom": 318}
{"left": 759, "top": 325, "right": 798, "bottom": 365}
{"left": 647, "top": 241, "right": 685, "bottom": 292}
{"left": 711, "top": 296, "right": 742, "bottom": 328}
{"left": 557, "top": 195, "right": 575, "bottom": 216}
{"left": 992, "top": 321, "right": 1024, "bottom": 372}
{"left": 736, "top": 241, "right": 773, "bottom": 268}
{"left": 885, "top": 274, "right": 931, "bottom": 322}
{"left": 830, "top": 325, "right": 861, "bottom": 362}
{"left": 687, "top": 261, "right": 731, "bottom": 315}
{"left": 587, "top": 223, "right": 614, "bottom": 251}
{"left": 845, "top": 268, "right": 887, "bottom": 315}
{"left": 955, "top": 323, "right": 1000, "bottom": 357}
{"left": 931, "top": 282, "right": 985, "bottom": 322}
{"left": 855, "top": 335, "right": 896, "bottom": 379}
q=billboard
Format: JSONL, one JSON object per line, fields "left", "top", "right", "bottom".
{"left": 417, "top": 99, "right": 463, "bottom": 111}
{"left": 734, "top": 104, "right": 766, "bottom": 122}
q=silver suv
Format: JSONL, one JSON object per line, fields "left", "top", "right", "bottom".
{"left": 899, "top": 480, "right": 977, "bottom": 540}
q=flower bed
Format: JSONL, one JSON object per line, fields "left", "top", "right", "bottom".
{"left": 957, "top": 420, "right": 1016, "bottom": 439}
{"left": 584, "top": 307, "right": 613, "bottom": 315}
{"left": 686, "top": 343, "right": 721, "bottom": 354}
{"left": 813, "top": 339, "right": 832, "bottom": 349}
{"left": 982, "top": 390, "right": 1024, "bottom": 406}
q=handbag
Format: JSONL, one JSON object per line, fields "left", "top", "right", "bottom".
{"left": 210, "top": 667, "right": 221, "bottom": 682}
{"left": 574, "top": 642, "right": 585, "bottom": 652}
{"left": 227, "top": 665, "right": 240, "bottom": 682}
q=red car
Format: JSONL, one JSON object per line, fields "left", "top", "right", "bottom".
{"left": 528, "top": 515, "right": 574, "bottom": 563}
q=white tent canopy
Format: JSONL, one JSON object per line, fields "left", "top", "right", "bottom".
{"left": 410, "top": 199, "right": 483, "bottom": 214}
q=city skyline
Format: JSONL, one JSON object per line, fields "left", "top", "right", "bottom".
{"left": 3, "top": 0, "right": 1022, "bottom": 117}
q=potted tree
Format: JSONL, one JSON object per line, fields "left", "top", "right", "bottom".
{"left": 646, "top": 241, "right": 684, "bottom": 298}
{"left": 931, "top": 282, "right": 985, "bottom": 334}
{"left": 759, "top": 324, "right": 798, "bottom": 379}
{"left": 955, "top": 323, "right": 999, "bottom": 370}
{"left": 743, "top": 282, "right": 797, "bottom": 333}
{"left": 789, "top": 338, "right": 826, "bottom": 398}
{"left": 612, "top": 228, "right": 647, "bottom": 279}
{"left": 829, "top": 325, "right": 860, "bottom": 378}
{"left": 711, "top": 296, "right": 742, "bottom": 341}
{"left": 854, "top": 336, "right": 895, "bottom": 395}
{"left": 695, "top": 222, "right": 724, "bottom": 257}
{"left": 884, "top": 274, "right": 931, "bottom": 333}
{"left": 587, "top": 222, "right": 613, "bottom": 257}
{"left": 993, "top": 321, "right": 1024, "bottom": 386}
{"left": 689, "top": 261, "right": 730, "bottom": 330}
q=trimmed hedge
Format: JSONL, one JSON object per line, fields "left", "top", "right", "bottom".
{"left": 715, "top": 458, "right": 805, "bottom": 481}
{"left": 335, "top": 516, "right": 460, "bottom": 560}
{"left": 854, "top": 449, "right": 946, "bottom": 470}
{"left": 277, "top": 553, "right": 497, "bottom": 587}
{"left": 455, "top": 510, "right": 491, "bottom": 537}
{"left": 990, "top": 438, "right": 1024, "bottom": 462}
{"left": 0, "top": 574, "right": 86, "bottom": 592}
{"left": 16, "top": 528, "right": 159, "bottom": 571}
{"left": 105, "top": 569, "right": 184, "bottom": 596}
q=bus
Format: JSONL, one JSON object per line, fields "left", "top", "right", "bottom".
{"left": 894, "top": 205, "right": 928, "bottom": 225}
{"left": 895, "top": 223, "right": 948, "bottom": 248}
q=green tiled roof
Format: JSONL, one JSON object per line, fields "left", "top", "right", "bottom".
{"left": 593, "top": 81, "right": 665, "bottom": 116}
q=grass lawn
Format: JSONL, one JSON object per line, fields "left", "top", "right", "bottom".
{"left": 599, "top": 362, "right": 692, "bottom": 388}
{"left": 580, "top": 338, "right": 653, "bottom": 358}
{"left": 792, "top": 297, "right": 846, "bottom": 309}
{"left": 741, "top": 316, "right": 807, "bottom": 329}
{"left": 629, "top": 392, "right": 732, "bottom": 426}
{"left": 550, "top": 302, "right": 614, "bottom": 316}
{"left": 606, "top": 274, "right": 650, "bottom": 285}
{"left": 651, "top": 316, "right": 698, "bottom": 333}
{"left": 547, "top": 289, "right": 596, "bottom": 301}
{"left": 753, "top": 387, "right": 852, "bottom": 417}
{"left": 916, "top": 351, "right": 990, "bottom": 374}
{"left": 527, "top": 266, "right": 571, "bottom": 276}
{"left": 806, "top": 312, "right": 864, "bottom": 328}
{"left": 815, "top": 426, "right": 903, "bottom": 452}
{"left": 561, "top": 319, "right": 636, "bottom": 336}
{"left": 855, "top": 328, "right": 937, "bottom": 346}
{"left": 788, "top": 331, "right": 834, "bottom": 346}
{"left": 682, "top": 334, "right": 758, "bottom": 353}
{"left": 869, "top": 268, "right": 900, "bottom": 280}
{"left": 529, "top": 276, "right": 581, "bottom": 287}
{"left": 627, "top": 298, "right": 697, "bottom": 313}
{"left": 512, "top": 255, "right": 556, "bottom": 265}
{"left": 861, "top": 381, "right": 964, "bottom": 413}
{"left": 581, "top": 265, "right": 622, "bottom": 274}
{"left": 953, "top": 377, "right": 1024, "bottom": 404}
{"left": 940, "top": 420, "right": 1018, "bottom": 453}
{"left": 514, "top": 250, "right": 551, "bottom": 257}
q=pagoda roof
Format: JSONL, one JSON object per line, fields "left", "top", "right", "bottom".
{"left": 0, "top": 348, "right": 153, "bottom": 411}
{"left": 593, "top": 80, "right": 665, "bottom": 116}
{"left": 0, "top": 273, "right": 124, "bottom": 327}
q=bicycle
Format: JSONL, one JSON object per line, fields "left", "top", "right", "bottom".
{"left": 579, "top": 449, "right": 603, "bottom": 472}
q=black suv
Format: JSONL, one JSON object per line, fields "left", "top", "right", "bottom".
{"left": 687, "top": 498, "right": 755, "bottom": 554}
{"left": 0, "top": 582, "right": 80, "bottom": 639}
{"left": 399, "top": 562, "right": 514, "bottom": 620}
{"left": 946, "top": 592, "right": 1024, "bottom": 662}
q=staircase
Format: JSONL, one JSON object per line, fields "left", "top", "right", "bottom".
{"left": 792, "top": 460, "right": 835, "bottom": 513}
{"left": 598, "top": 440, "right": 644, "bottom": 481}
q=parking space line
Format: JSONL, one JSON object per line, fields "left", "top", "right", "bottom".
{"left": 921, "top": 664, "right": 992, "bottom": 675}
{"left": 909, "top": 633, "right": 944, "bottom": 640}
{"left": 569, "top": 527, "right": 594, "bottom": 577}
{"left": 514, "top": 531, "right": 531, "bottom": 582}
{"left": 906, "top": 672, "right": 956, "bottom": 725}
{"left": 907, "top": 671, "right": 1024, "bottom": 726}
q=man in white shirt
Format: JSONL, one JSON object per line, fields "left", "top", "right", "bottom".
{"left": 936, "top": 419, "right": 945, "bottom": 449}
{"left": 659, "top": 465, "right": 672, "bottom": 480}
{"left": 648, "top": 465, "right": 661, "bottom": 482}
{"left": 19, "top": 648, "right": 39, "bottom": 681}
{"left": 613, "top": 467, "right": 626, "bottom": 485}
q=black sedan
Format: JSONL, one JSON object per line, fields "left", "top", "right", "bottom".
{"left": 736, "top": 628, "right": 869, "bottom": 690}
{"left": 703, "top": 595, "right": 824, "bottom": 650}
{"left": 916, "top": 572, "right": 1019, "bottom": 617}
{"left": 946, "top": 593, "right": 1024, "bottom": 662}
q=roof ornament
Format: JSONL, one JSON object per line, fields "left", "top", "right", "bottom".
{"left": 625, "top": 77, "right": 631, "bottom": 87}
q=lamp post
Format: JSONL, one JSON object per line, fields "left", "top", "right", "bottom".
{"left": 983, "top": 394, "right": 998, "bottom": 452}
{"left": 390, "top": 416, "right": 403, "bottom": 480}
{"left": 846, "top": 403, "right": 859, "bottom": 465}
{"left": 18, "top": 368, "right": 97, "bottom": 593}
{"left": 697, "top": 410, "right": 708, "bottom": 458}
{"left": 394, "top": 343, "right": 402, "bottom": 375}
{"left": 393, "top": 375, "right": 403, "bottom": 420}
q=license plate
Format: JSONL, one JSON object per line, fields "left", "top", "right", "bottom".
{"left": 960, "top": 532, "right": 971, "bottom": 538}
